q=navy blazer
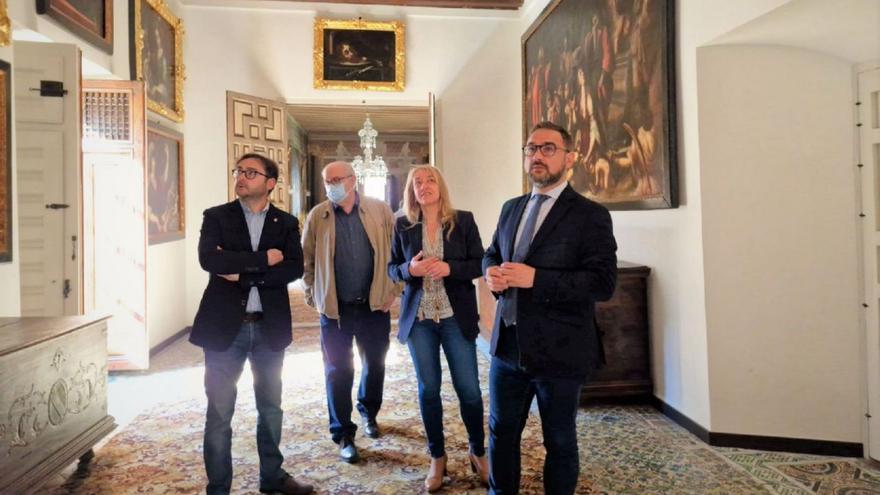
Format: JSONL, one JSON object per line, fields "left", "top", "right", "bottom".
{"left": 482, "top": 185, "right": 617, "bottom": 379}
{"left": 191, "top": 200, "right": 304, "bottom": 352}
{"left": 388, "top": 210, "right": 485, "bottom": 343}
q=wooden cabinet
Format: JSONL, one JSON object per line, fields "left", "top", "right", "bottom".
{"left": 583, "top": 262, "right": 652, "bottom": 400}
{"left": 477, "top": 261, "right": 652, "bottom": 401}
{"left": 0, "top": 315, "right": 116, "bottom": 494}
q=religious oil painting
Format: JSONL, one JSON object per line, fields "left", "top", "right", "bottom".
{"left": 0, "top": 60, "right": 9, "bottom": 261}
{"left": 523, "top": 0, "right": 677, "bottom": 209}
{"left": 37, "top": 0, "right": 113, "bottom": 53}
{"left": 147, "top": 123, "right": 184, "bottom": 244}
{"left": 314, "top": 18, "right": 405, "bottom": 91}
{"left": 131, "top": 0, "right": 185, "bottom": 122}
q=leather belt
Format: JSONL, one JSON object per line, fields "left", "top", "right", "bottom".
{"left": 340, "top": 297, "right": 368, "bottom": 305}
{"left": 242, "top": 312, "right": 263, "bottom": 322}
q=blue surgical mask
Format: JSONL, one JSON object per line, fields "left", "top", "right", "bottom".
{"left": 325, "top": 182, "right": 349, "bottom": 204}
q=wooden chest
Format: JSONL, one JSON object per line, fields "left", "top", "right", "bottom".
{"left": 477, "top": 261, "right": 653, "bottom": 400}
{"left": 0, "top": 315, "right": 116, "bottom": 494}
{"left": 582, "top": 262, "right": 652, "bottom": 400}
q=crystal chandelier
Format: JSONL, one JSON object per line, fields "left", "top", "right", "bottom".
{"left": 351, "top": 115, "right": 388, "bottom": 184}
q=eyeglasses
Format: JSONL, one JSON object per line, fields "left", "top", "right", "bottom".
{"left": 324, "top": 174, "right": 353, "bottom": 186}
{"left": 232, "top": 168, "right": 270, "bottom": 180}
{"left": 522, "top": 143, "right": 568, "bottom": 157}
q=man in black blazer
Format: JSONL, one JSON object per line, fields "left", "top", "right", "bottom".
{"left": 191, "top": 153, "right": 312, "bottom": 495}
{"left": 483, "top": 122, "right": 617, "bottom": 494}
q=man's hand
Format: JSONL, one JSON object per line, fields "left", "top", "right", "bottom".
{"left": 500, "top": 262, "right": 536, "bottom": 289}
{"left": 425, "top": 261, "right": 450, "bottom": 280}
{"left": 219, "top": 273, "right": 240, "bottom": 282}
{"left": 267, "top": 248, "right": 284, "bottom": 266}
{"left": 485, "top": 265, "right": 509, "bottom": 292}
{"left": 409, "top": 251, "right": 439, "bottom": 278}
{"left": 381, "top": 292, "right": 396, "bottom": 312}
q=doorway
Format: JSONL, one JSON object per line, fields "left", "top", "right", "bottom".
{"left": 286, "top": 103, "right": 432, "bottom": 218}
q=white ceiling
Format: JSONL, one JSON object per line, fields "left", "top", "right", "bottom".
{"left": 712, "top": 0, "right": 880, "bottom": 64}
{"left": 287, "top": 104, "right": 430, "bottom": 136}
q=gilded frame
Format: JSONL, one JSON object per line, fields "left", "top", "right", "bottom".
{"left": 146, "top": 122, "right": 185, "bottom": 245}
{"left": 36, "top": 0, "right": 113, "bottom": 53}
{"left": 0, "top": 60, "right": 9, "bottom": 261}
{"left": 130, "top": 0, "right": 185, "bottom": 122}
{"left": 522, "top": 0, "right": 678, "bottom": 209}
{"left": 314, "top": 18, "right": 405, "bottom": 92}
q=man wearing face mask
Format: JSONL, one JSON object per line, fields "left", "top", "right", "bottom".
{"left": 301, "top": 161, "right": 399, "bottom": 463}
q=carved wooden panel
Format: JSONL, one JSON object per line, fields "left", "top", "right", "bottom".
{"left": 0, "top": 316, "right": 116, "bottom": 494}
{"left": 226, "top": 91, "right": 289, "bottom": 212}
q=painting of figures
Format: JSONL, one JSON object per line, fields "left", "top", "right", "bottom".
{"left": 523, "top": 0, "right": 677, "bottom": 209}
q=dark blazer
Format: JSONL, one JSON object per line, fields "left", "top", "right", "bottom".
{"left": 190, "top": 200, "right": 304, "bottom": 352}
{"left": 482, "top": 185, "right": 617, "bottom": 379}
{"left": 388, "top": 210, "right": 485, "bottom": 343}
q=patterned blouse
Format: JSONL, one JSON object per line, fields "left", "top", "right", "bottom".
{"left": 417, "top": 222, "right": 454, "bottom": 322}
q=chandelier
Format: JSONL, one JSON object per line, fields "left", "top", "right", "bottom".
{"left": 351, "top": 115, "right": 388, "bottom": 184}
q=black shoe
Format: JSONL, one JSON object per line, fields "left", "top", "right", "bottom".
{"left": 339, "top": 436, "right": 359, "bottom": 463}
{"left": 259, "top": 475, "right": 314, "bottom": 495}
{"left": 363, "top": 418, "right": 381, "bottom": 439}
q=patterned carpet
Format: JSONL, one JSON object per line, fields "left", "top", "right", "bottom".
{"left": 45, "top": 320, "right": 880, "bottom": 494}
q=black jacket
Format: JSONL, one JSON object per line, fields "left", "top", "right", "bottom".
{"left": 190, "top": 200, "right": 303, "bottom": 351}
{"left": 388, "top": 210, "right": 484, "bottom": 343}
{"left": 482, "top": 185, "right": 617, "bottom": 379}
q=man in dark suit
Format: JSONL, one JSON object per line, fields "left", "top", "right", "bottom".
{"left": 191, "top": 153, "right": 312, "bottom": 495}
{"left": 483, "top": 122, "right": 617, "bottom": 494}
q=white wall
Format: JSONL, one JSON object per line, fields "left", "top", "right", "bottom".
{"left": 698, "top": 45, "right": 861, "bottom": 441}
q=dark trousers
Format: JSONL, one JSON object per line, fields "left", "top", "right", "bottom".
{"left": 488, "top": 356, "right": 583, "bottom": 495}
{"left": 319, "top": 302, "right": 391, "bottom": 443}
{"left": 203, "top": 321, "right": 286, "bottom": 495}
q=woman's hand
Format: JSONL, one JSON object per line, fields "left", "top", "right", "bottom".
{"left": 425, "top": 261, "right": 450, "bottom": 280}
{"left": 409, "top": 251, "right": 439, "bottom": 277}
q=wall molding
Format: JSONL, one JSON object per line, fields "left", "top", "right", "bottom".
{"left": 150, "top": 326, "right": 191, "bottom": 358}
{"left": 651, "top": 397, "right": 863, "bottom": 457}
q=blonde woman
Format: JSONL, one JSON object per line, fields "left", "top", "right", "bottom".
{"left": 387, "top": 165, "right": 488, "bottom": 492}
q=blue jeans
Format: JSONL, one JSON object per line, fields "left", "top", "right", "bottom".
{"left": 320, "top": 302, "right": 391, "bottom": 442}
{"left": 488, "top": 356, "right": 582, "bottom": 495}
{"left": 203, "top": 321, "right": 286, "bottom": 495}
{"left": 407, "top": 317, "right": 485, "bottom": 459}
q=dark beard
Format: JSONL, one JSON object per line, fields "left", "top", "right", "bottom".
{"left": 529, "top": 167, "right": 564, "bottom": 188}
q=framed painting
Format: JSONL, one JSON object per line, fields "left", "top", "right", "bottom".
{"left": 146, "top": 123, "right": 184, "bottom": 244}
{"left": 36, "top": 0, "right": 113, "bottom": 53}
{"left": 314, "top": 18, "right": 405, "bottom": 92}
{"left": 523, "top": 0, "right": 677, "bottom": 209}
{"left": 130, "top": 0, "right": 185, "bottom": 122}
{"left": 0, "top": 60, "right": 9, "bottom": 261}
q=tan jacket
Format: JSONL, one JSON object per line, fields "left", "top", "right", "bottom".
{"left": 301, "top": 195, "right": 400, "bottom": 319}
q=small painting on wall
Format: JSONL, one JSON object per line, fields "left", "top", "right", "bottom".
{"left": 314, "top": 18, "right": 405, "bottom": 91}
{"left": 147, "top": 123, "right": 184, "bottom": 244}
{"left": 37, "top": 0, "right": 113, "bottom": 53}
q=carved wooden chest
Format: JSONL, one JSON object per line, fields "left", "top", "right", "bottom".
{"left": 0, "top": 315, "right": 115, "bottom": 494}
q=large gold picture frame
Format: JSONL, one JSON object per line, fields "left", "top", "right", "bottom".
{"left": 130, "top": 0, "right": 185, "bottom": 122}
{"left": 314, "top": 18, "right": 405, "bottom": 92}
{"left": 0, "top": 59, "right": 9, "bottom": 261}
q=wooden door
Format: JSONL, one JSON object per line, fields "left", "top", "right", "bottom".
{"left": 14, "top": 41, "right": 82, "bottom": 316}
{"left": 83, "top": 80, "right": 149, "bottom": 370}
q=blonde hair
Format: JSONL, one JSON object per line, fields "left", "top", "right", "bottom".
{"left": 402, "top": 165, "right": 456, "bottom": 239}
